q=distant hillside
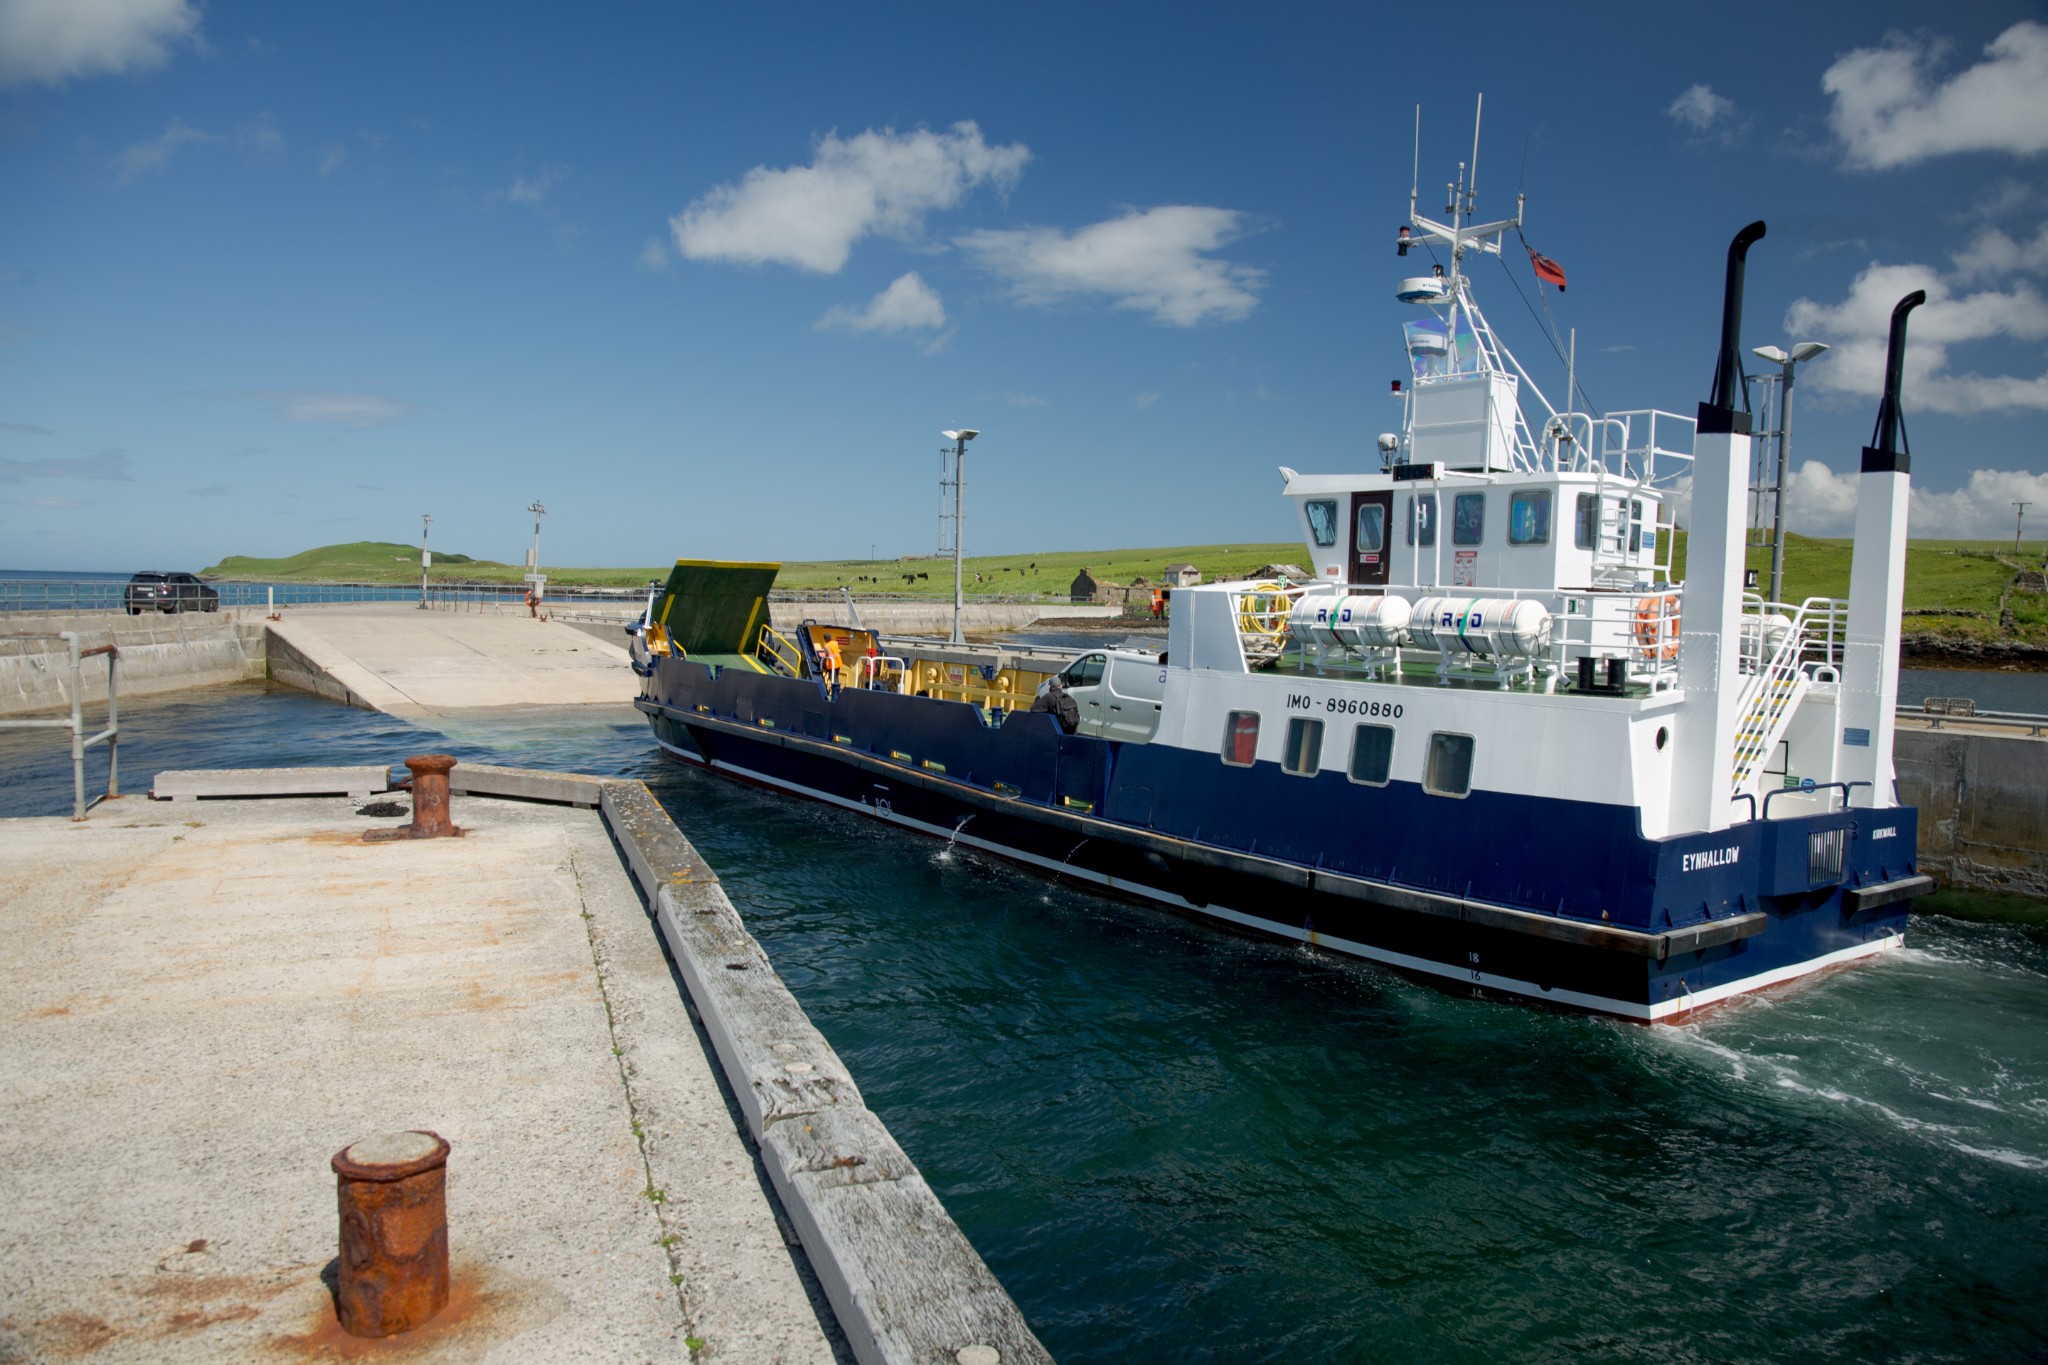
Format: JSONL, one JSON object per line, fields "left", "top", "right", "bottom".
{"left": 204, "top": 541, "right": 490, "bottom": 581}
{"left": 198, "top": 535, "right": 2045, "bottom": 658}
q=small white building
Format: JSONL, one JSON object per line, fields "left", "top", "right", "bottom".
{"left": 1162, "top": 563, "right": 1202, "bottom": 587}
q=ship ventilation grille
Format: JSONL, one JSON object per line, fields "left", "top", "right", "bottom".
{"left": 1808, "top": 828, "right": 1847, "bottom": 884}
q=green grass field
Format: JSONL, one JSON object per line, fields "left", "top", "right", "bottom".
{"left": 205, "top": 535, "right": 2048, "bottom": 644}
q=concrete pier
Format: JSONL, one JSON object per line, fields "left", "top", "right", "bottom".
{"left": 265, "top": 608, "right": 635, "bottom": 717}
{"left": 0, "top": 767, "right": 1048, "bottom": 1363}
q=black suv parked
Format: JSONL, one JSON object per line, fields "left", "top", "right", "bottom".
{"left": 126, "top": 571, "right": 221, "bottom": 614}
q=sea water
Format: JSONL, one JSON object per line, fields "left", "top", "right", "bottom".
{"left": 3, "top": 681, "right": 2043, "bottom": 1361}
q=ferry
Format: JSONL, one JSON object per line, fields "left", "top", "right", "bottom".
{"left": 630, "top": 147, "right": 1933, "bottom": 1022}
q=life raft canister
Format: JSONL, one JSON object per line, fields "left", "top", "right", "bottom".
{"left": 1634, "top": 594, "right": 1681, "bottom": 660}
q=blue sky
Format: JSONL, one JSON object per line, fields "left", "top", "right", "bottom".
{"left": 3, "top": 1, "right": 2046, "bottom": 572}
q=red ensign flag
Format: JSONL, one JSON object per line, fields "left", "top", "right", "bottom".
{"left": 1529, "top": 249, "right": 1567, "bottom": 291}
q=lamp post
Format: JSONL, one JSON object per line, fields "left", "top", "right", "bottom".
{"left": 526, "top": 500, "right": 548, "bottom": 611}
{"left": 1751, "top": 341, "right": 1829, "bottom": 602}
{"left": 419, "top": 514, "right": 432, "bottom": 609}
{"left": 942, "top": 429, "right": 980, "bottom": 644}
{"left": 2018, "top": 501, "right": 2033, "bottom": 557}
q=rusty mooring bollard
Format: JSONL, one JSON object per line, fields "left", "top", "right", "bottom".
{"left": 365, "top": 754, "right": 462, "bottom": 842}
{"left": 331, "top": 1130, "right": 451, "bottom": 1338}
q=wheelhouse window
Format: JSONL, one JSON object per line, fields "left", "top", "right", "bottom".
{"left": 1349, "top": 724, "right": 1394, "bottom": 786}
{"left": 1575, "top": 493, "right": 1598, "bottom": 550}
{"left": 1356, "top": 502, "right": 1386, "bottom": 554}
{"left": 1509, "top": 490, "right": 1552, "bottom": 546}
{"left": 1405, "top": 494, "right": 1438, "bottom": 546}
{"left": 1629, "top": 499, "right": 1644, "bottom": 555}
{"left": 1282, "top": 718, "right": 1323, "bottom": 776}
{"left": 1452, "top": 493, "right": 1486, "bottom": 546}
{"left": 1222, "top": 711, "right": 1260, "bottom": 767}
{"left": 1305, "top": 499, "right": 1338, "bottom": 548}
{"left": 1424, "top": 732, "right": 1474, "bottom": 797}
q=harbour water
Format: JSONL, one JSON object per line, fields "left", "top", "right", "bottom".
{"left": 3, "top": 681, "right": 2044, "bottom": 1360}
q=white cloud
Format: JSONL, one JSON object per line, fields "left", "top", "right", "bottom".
{"left": 113, "top": 119, "right": 208, "bottom": 180}
{"left": 113, "top": 113, "right": 282, "bottom": 182}
{"left": 1667, "top": 84, "right": 1741, "bottom": 140}
{"left": 958, "top": 206, "right": 1264, "bottom": 327}
{"left": 8, "top": 496, "right": 82, "bottom": 508}
{"left": 186, "top": 483, "right": 229, "bottom": 497}
{"left": 319, "top": 144, "right": 347, "bottom": 176}
{"left": 238, "top": 113, "right": 282, "bottom": 154}
{"left": 0, "top": 0, "right": 199, "bottom": 88}
{"left": 0, "top": 448, "right": 132, "bottom": 483}
{"left": 637, "top": 236, "right": 670, "bottom": 272}
{"left": 1784, "top": 251, "right": 2048, "bottom": 415}
{"left": 816, "top": 271, "right": 946, "bottom": 334}
{"left": 1825, "top": 21, "right": 2048, "bottom": 169}
{"left": 1133, "top": 391, "right": 1161, "bottom": 409}
{"left": 1782, "top": 460, "right": 2048, "bottom": 538}
{"left": 245, "top": 391, "right": 413, "bottom": 428}
{"left": 1950, "top": 222, "right": 2048, "bottom": 282}
{"left": 505, "top": 165, "right": 566, "bottom": 206}
{"left": 672, "top": 122, "right": 1029, "bottom": 274}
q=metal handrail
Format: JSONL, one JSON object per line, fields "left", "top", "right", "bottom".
{"left": 856, "top": 655, "right": 908, "bottom": 692}
{"left": 755, "top": 624, "right": 805, "bottom": 678}
{"left": 1761, "top": 780, "right": 1870, "bottom": 820}
{"left": 1903, "top": 706, "right": 2047, "bottom": 737}
{"left": 0, "top": 631, "right": 119, "bottom": 818}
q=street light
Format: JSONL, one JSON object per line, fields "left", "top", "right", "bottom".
{"left": 1751, "top": 341, "right": 1829, "bottom": 602}
{"left": 526, "top": 500, "right": 548, "bottom": 611}
{"left": 942, "top": 429, "right": 980, "bottom": 644}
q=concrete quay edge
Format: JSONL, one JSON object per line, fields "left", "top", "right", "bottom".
{"left": 136, "top": 766, "right": 1051, "bottom": 1364}
{"left": 608, "top": 778, "right": 1053, "bottom": 1365}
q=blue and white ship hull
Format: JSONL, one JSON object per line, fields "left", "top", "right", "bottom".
{"left": 636, "top": 657, "right": 1918, "bottom": 1022}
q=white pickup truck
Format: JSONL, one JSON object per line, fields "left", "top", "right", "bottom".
{"left": 1046, "top": 649, "right": 1167, "bottom": 743}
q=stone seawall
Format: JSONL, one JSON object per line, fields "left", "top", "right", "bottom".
{"left": 1896, "top": 727, "right": 2048, "bottom": 900}
{"left": 0, "top": 611, "right": 267, "bottom": 716}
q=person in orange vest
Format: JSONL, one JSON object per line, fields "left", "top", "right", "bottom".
{"left": 821, "top": 635, "right": 843, "bottom": 693}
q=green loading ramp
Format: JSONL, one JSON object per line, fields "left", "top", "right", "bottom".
{"left": 654, "top": 559, "right": 781, "bottom": 669}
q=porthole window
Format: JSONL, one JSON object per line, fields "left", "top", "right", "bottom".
{"left": 1349, "top": 724, "right": 1395, "bottom": 786}
{"left": 1222, "top": 711, "right": 1260, "bottom": 767}
{"left": 1424, "top": 731, "right": 1475, "bottom": 797}
{"left": 1282, "top": 717, "right": 1323, "bottom": 776}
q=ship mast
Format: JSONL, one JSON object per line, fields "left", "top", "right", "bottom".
{"left": 1399, "top": 97, "right": 1567, "bottom": 471}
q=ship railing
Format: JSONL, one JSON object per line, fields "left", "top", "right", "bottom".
{"left": 1737, "top": 595, "right": 1847, "bottom": 679}
{"left": 1546, "top": 588, "right": 1684, "bottom": 690}
{"left": 1228, "top": 580, "right": 1309, "bottom": 666}
{"left": 755, "top": 624, "right": 806, "bottom": 679}
{"left": 1548, "top": 408, "right": 1694, "bottom": 487}
{"left": 856, "top": 654, "right": 908, "bottom": 693}
{"left": 0, "top": 632, "right": 119, "bottom": 819}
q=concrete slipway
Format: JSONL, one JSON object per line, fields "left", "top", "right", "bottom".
{"left": 0, "top": 766, "right": 1048, "bottom": 1364}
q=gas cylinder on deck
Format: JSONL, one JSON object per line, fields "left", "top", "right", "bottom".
{"left": 1287, "top": 593, "right": 1414, "bottom": 651}
{"left": 1409, "top": 596, "right": 1552, "bottom": 658}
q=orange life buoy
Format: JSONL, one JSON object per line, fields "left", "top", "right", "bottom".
{"left": 1634, "top": 594, "right": 1680, "bottom": 660}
